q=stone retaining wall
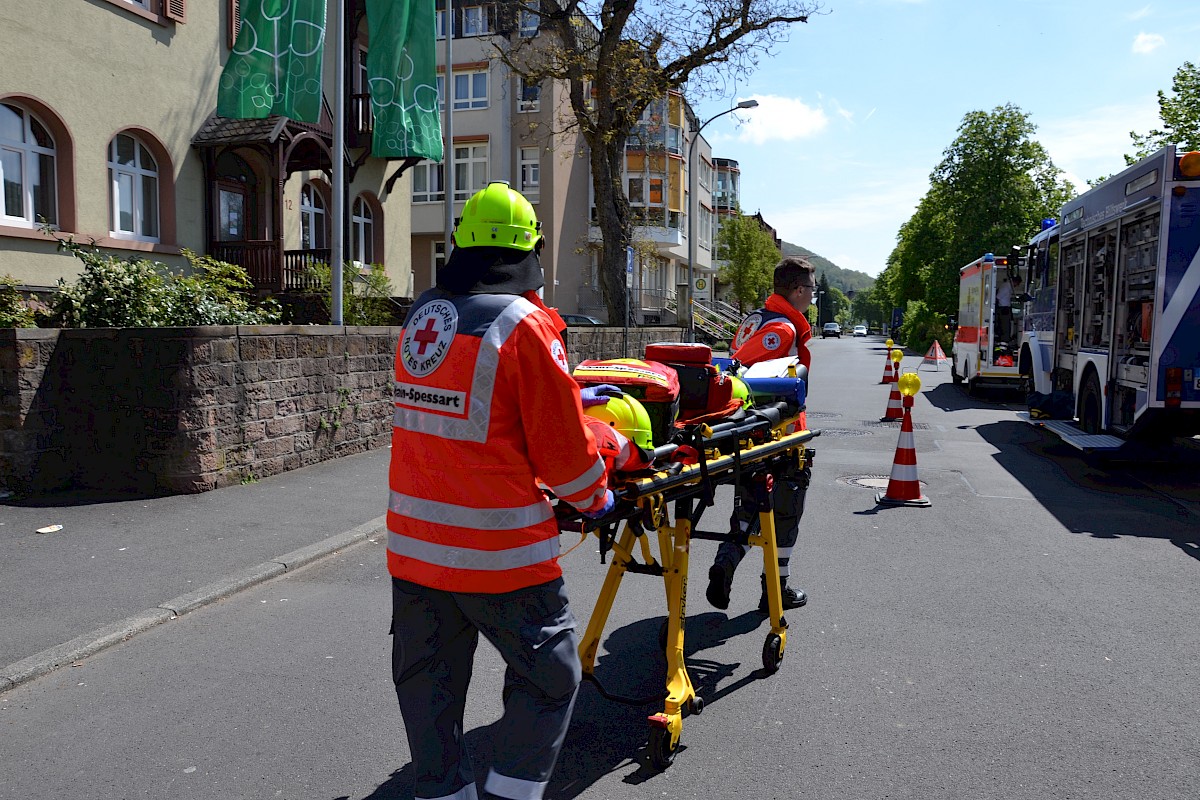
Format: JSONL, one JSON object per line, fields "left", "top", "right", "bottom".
{"left": 1, "top": 325, "right": 682, "bottom": 496}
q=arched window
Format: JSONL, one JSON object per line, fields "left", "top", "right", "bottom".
{"left": 0, "top": 102, "right": 57, "bottom": 227}
{"left": 108, "top": 132, "right": 159, "bottom": 241}
{"left": 300, "top": 182, "right": 327, "bottom": 250}
{"left": 351, "top": 195, "right": 374, "bottom": 266}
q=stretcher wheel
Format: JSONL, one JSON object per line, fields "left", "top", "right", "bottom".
{"left": 762, "top": 633, "right": 784, "bottom": 673}
{"left": 688, "top": 695, "right": 704, "bottom": 715}
{"left": 648, "top": 727, "right": 676, "bottom": 770}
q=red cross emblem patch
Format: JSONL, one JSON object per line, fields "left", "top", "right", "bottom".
{"left": 401, "top": 300, "right": 458, "bottom": 377}
{"left": 733, "top": 312, "right": 763, "bottom": 350}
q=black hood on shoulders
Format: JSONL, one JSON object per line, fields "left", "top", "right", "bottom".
{"left": 436, "top": 245, "right": 544, "bottom": 295}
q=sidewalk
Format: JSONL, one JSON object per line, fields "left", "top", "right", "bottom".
{"left": 0, "top": 447, "right": 391, "bottom": 693}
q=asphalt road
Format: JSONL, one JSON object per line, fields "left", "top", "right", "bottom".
{"left": 2, "top": 336, "right": 1199, "bottom": 800}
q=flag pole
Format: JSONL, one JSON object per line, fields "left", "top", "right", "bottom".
{"left": 330, "top": 0, "right": 345, "bottom": 325}
{"left": 442, "top": 0, "right": 454, "bottom": 263}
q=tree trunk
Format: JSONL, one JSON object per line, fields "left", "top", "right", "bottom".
{"left": 589, "top": 135, "right": 631, "bottom": 324}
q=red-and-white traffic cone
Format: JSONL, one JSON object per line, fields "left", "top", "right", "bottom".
{"left": 880, "top": 381, "right": 904, "bottom": 421}
{"left": 880, "top": 357, "right": 895, "bottom": 384}
{"left": 876, "top": 394, "right": 931, "bottom": 507}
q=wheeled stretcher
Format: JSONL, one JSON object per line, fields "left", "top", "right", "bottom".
{"left": 556, "top": 380, "right": 816, "bottom": 770}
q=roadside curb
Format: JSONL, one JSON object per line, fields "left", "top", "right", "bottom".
{"left": 0, "top": 516, "right": 386, "bottom": 696}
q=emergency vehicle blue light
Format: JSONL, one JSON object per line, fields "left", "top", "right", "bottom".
{"left": 1041, "top": 218, "right": 1056, "bottom": 230}
{"left": 983, "top": 253, "right": 995, "bottom": 262}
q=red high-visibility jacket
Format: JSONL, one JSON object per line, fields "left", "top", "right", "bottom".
{"left": 731, "top": 293, "right": 812, "bottom": 430}
{"left": 387, "top": 289, "right": 608, "bottom": 593}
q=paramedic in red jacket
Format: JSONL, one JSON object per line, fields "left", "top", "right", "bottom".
{"left": 388, "top": 182, "right": 617, "bottom": 800}
{"left": 706, "top": 256, "right": 815, "bottom": 613}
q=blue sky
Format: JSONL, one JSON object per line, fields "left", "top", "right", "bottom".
{"left": 694, "top": 0, "right": 1198, "bottom": 278}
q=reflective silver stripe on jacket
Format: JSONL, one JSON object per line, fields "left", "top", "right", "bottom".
{"left": 393, "top": 296, "right": 537, "bottom": 443}
{"left": 390, "top": 490, "right": 554, "bottom": 530}
{"left": 549, "top": 454, "right": 605, "bottom": 500}
{"left": 387, "top": 529, "right": 562, "bottom": 572}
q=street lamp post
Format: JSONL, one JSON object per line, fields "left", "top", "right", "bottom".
{"left": 685, "top": 98, "right": 758, "bottom": 342}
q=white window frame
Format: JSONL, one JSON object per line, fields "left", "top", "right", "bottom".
{"left": 453, "top": 143, "right": 489, "bottom": 202}
{"left": 300, "top": 182, "right": 327, "bottom": 250}
{"left": 453, "top": 69, "right": 489, "bottom": 110}
{"left": 519, "top": 147, "right": 540, "bottom": 198}
{"left": 518, "top": 77, "right": 540, "bottom": 112}
{"left": 627, "top": 177, "right": 644, "bottom": 206}
{"left": 412, "top": 161, "right": 445, "bottom": 204}
{"left": 351, "top": 196, "right": 374, "bottom": 266}
{"left": 435, "top": 9, "right": 447, "bottom": 39}
{"left": 107, "top": 132, "right": 159, "bottom": 242}
{"left": 1, "top": 103, "right": 57, "bottom": 229}
{"left": 519, "top": 1, "right": 539, "bottom": 36}
{"left": 432, "top": 240, "right": 446, "bottom": 273}
{"left": 460, "top": 5, "right": 489, "bottom": 36}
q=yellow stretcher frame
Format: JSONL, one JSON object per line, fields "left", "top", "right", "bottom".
{"left": 566, "top": 416, "right": 815, "bottom": 770}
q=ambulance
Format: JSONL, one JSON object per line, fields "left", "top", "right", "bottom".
{"left": 953, "top": 252, "right": 1023, "bottom": 393}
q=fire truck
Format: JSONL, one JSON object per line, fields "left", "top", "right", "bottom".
{"left": 952, "top": 252, "right": 1023, "bottom": 393}
{"left": 1015, "top": 145, "right": 1200, "bottom": 449}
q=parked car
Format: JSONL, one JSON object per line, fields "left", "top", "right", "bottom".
{"left": 562, "top": 314, "right": 606, "bottom": 326}
{"left": 821, "top": 322, "right": 842, "bottom": 338}
{"left": 853, "top": 325, "right": 868, "bottom": 337}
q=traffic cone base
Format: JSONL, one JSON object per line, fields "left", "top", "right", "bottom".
{"left": 876, "top": 402, "right": 931, "bottom": 507}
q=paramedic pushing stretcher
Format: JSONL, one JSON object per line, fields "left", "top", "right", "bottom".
{"left": 387, "top": 182, "right": 620, "bottom": 800}
{"left": 706, "top": 256, "right": 816, "bottom": 613}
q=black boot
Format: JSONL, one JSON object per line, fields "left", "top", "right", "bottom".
{"left": 758, "top": 575, "right": 807, "bottom": 612}
{"left": 706, "top": 561, "right": 735, "bottom": 610}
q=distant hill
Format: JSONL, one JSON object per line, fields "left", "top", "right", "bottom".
{"left": 781, "top": 241, "right": 875, "bottom": 294}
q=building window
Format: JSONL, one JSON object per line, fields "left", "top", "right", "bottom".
{"left": 519, "top": 1, "right": 539, "bottom": 36}
{"left": 433, "top": 240, "right": 446, "bottom": 273}
{"left": 453, "top": 143, "right": 489, "bottom": 201}
{"left": 108, "top": 133, "right": 159, "bottom": 241}
{"left": 460, "top": 5, "right": 490, "bottom": 36}
{"left": 435, "top": 9, "right": 446, "bottom": 39}
{"left": 519, "top": 147, "right": 540, "bottom": 197}
{"left": 454, "top": 69, "right": 488, "bottom": 110}
{"left": 300, "top": 182, "right": 327, "bottom": 250}
{"left": 648, "top": 177, "right": 664, "bottom": 206}
{"left": 1, "top": 102, "right": 57, "bottom": 228}
{"left": 628, "top": 177, "right": 644, "bottom": 205}
{"left": 412, "top": 161, "right": 445, "bottom": 203}
{"left": 351, "top": 196, "right": 374, "bottom": 266}
{"left": 518, "top": 77, "right": 540, "bottom": 112}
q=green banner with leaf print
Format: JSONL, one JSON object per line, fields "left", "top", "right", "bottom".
{"left": 365, "top": 0, "right": 443, "bottom": 161}
{"left": 217, "top": 0, "right": 328, "bottom": 124}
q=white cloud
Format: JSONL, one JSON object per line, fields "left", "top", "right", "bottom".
{"left": 1132, "top": 32, "right": 1165, "bottom": 54}
{"left": 1128, "top": 5, "right": 1153, "bottom": 21}
{"left": 1039, "top": 101, "right": 1162, "bottom": 185}
{"left": 734, "top": 94, "right": 829, "bottom": 145}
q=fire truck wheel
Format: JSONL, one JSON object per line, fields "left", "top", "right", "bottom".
{"left": 1079, "top": 374, "right": 1102, "bottom": 434}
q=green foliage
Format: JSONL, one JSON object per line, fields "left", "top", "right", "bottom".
{"left": 1, "top": 274, "right": 37, "bottom": 328}
{"left": 849, "top": 284, "right": 892, "bottom": 330}
{"left": 716, "top": 214, "right": 780, "bottom": 311}
{"left": 1129, "top": 61, "right": 1200, "bottom": 162}
{"left": 48, "top": 235, "right": 281, "bottom": 328}
{"left": 305, "top": 261, "right": 396, "bottom": 326}
{"left": 897, "top": 300, "right": 952, "bottom": 359}
{"left": 887, "top": 104, "right": 1073, "bottom": 317}
{"left": 781, "top": 242, "right": 875, "bottom": 294}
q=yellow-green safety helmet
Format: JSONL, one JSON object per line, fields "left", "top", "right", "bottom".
{"left": 729, "top": 375, "right": 753, "bottom": 410}
{"left": 585, "top": 394, "right": 654, "bottom": 451}
{"left": 454, "top": 181, "right": 542, "bottom": 251}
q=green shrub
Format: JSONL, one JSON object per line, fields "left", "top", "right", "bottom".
{"left": 48, "top": 236, "right": 280, "bottom": 328}
{"left": 1, "top": 275, "right": 37, "bottom": 328}
{"left": 304, "top": 261, "right": 397, "bottom": 326}
{"left": 897, "top": 300, "right": 952, "bottom": 359}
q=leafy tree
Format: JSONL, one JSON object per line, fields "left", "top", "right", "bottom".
{"left": 715, "top": 213, "right": 779, "bottom": 311}
{"left": 849, "top": 284, "right": 889, "bottom": 331}
{"left": 1129, "top": 61, "right": 1200, "bottom": 161}
{"left": 891, "top": 104, "right": 1073, "bottom": 317}
{"left": 305, "top": 261, "right": 397, "bottom": 325}
{"left": 507, "top": 0, "right": 820, "bottom": 322}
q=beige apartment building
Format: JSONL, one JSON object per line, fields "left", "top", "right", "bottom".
{"left": 1, "top": 0, "right": 413, "bottom": 299}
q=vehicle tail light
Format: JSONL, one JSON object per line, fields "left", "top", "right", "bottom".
{"left": 1165, "top": 368, "right": 1183, "bottom": 408}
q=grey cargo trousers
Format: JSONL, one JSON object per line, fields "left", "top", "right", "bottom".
{"left": 391, "top": 576, "right": 581, "bottom": 800}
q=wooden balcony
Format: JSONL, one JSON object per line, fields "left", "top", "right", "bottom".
{"left": 210, "top": 242, "right": 329, "bottom": 293}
